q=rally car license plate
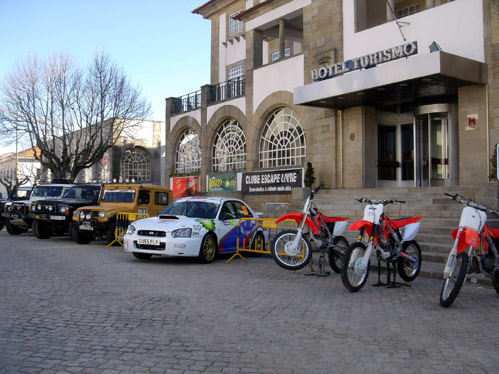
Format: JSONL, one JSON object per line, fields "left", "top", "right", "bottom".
{"left": 137, "top": 238, "right": 160, "bottom": 246}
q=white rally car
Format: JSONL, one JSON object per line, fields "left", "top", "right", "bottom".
{"left": 123, "top": 196, "right": 265, "bottom": 263}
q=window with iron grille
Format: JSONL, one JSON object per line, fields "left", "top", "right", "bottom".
{"left": 121, "top": 148, "right": 151, "bottom": 183}
{"left": 228, "top": 65, "right": 243, "bottom": 80}
{"left": 259, "top": 108, "right": 306, "bottom": 169}
{"left": 212, "top": 120, "right": 246, "bottom": 172}
{"left": 396, "top": 3, "right": 422, "bottom": 18}
{"left": 229, "top": 10, "right": 243, "bottom": 36}
{"left": 175, "top": 129, "right": 201, "bottom": 174}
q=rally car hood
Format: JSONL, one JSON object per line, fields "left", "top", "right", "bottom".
{"left": 131, "top": 214, "right": 215, "bottom": 232}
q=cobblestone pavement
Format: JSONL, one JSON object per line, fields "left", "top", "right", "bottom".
{"left": 1, "top": 230, "right": 499, "bottom": 374}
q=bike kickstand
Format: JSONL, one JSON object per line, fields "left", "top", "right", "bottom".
{"left": 373, "top": 260, "right": 387, "bottom": 287}
{"left": 387, "top": 262, "right": 410, "bottom": 288}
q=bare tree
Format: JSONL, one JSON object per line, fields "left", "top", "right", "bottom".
{"left": 0, "top": 52, "right": 151, "bottom": 182}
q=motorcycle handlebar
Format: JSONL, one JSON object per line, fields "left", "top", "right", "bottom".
{"left": 444, "top": 193, "right": 499, "bottom": 216}
{"left": 355, "top": 197, "right": 405, "bottom": 205}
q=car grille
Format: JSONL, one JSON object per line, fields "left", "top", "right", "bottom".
{"left": 138, "top": 230, "right": 166, "bottom": 237}
{"left": 135, "top": 242, "right": 166, "bottom": 250}
{"left": 10, "top": 203, "right": 27, "bottom": 214}
{"left": 35, "top": 203, "right": 55, "bottom": 213}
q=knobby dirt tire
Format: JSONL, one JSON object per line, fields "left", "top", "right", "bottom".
{"left": 440, "top": 252, "right": 469, "bottom": 307}
{"left": 397, "top": 240, "right": 421, "bottom": 282}
{"left": 329, "top": 236, "right": 349, "bottom": 274}
{"left": 341, "top": 242, "right": 370, "bottom": 292}
{"left": 270, "top": 230, "right": 312, "bottom": 271}
{"left": 71, "top": 226, "right": 92, "bottom": 245}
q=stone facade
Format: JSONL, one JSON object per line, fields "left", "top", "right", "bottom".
{"left": 164, "top": 0, "right": 499, "bottom": 212}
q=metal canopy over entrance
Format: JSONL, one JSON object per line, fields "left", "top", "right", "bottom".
{"left": 293, "top": 51, "right": 487, "bottom": 111}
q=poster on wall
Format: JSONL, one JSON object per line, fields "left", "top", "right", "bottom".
{"left": 242, "top": 169, "right": 302, "bottom": 194}
{"left": 207, "top": 173, "right": 237, "bottom": 193}
{"left": 172, "top": 176, "right": 200, "bottom": 198}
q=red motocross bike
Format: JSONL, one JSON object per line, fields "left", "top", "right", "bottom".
{"left": 341, "top": 198, "right": 422, "bottom": 292}
{"left": 440, "top": 193, "right": 499, "bottom": 307}
{"left": 270, "top": 186, "right": 349, "bottom": 274}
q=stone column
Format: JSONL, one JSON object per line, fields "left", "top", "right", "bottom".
{"left": 386, "top": 0, "right": 395, "bottom": 21}
{"left": 279, "top": 18, "right": 286, "bottom": 59}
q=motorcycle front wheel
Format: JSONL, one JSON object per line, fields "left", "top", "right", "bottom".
{"left": 341, "top": 242, "right": 370, "bottom": 292}
{"left": 397, "top": 240, "right": 422, "bottom": 282}
{"left": 270, "top": 230, "right": 312, "bottom": 271}
{"left": 440, "top": 251, "right": 469, "bottom": 307}
{"left": 329, "top": 236, "right": 349, "bottom": 274}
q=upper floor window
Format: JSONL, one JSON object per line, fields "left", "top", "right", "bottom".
{"left": 213, "top": 120, "right": 246, "bottom": 172}
{"left": 271, "top": 48, "right": 291, "bottom": 62}
{"left": 259, "top": 107, "right": 306, "bottom": 169}
{"left": 228, "top": 65, "right": 244, "bottom": 80}
{"left": 396, "top": 3, "right": 422, "bottom": 18}
{"left": 229, "top": 11, "right": 244, "bottom": 36}
{"left": 175, "top": 129, "right": 201, "bottom": 174}
{"left": 121, "top": 147, "right": 151, "bottom": 183}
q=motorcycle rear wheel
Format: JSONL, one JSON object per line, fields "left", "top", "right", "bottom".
{"left": 329, "top": 236, "right": 349, "bottom": 274}
{"left": 270, "top": 230, "right": 312, "bottom": 271}
{"left": 397, "top": 240, "right": 421, "bottom": 282}
{"left": 341, "top": 242, "right": 370, "bottom": 292}
{"left": 440, "top": 252, "right": 469, "bottom": 307}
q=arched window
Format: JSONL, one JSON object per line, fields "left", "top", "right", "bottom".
{"left": 212, "top": 119, "right": 246, "bottom": 172}
{"left": 121, "top": 147, "right": 151, "bottom": 182}
{"left": 176, "top": 129, "right": 201, "bottom": 174}
{"left": 259, "top": 107, "right": 306, "bottom": 168}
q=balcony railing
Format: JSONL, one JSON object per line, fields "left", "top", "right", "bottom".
{"left": 172, "top": 91, "right": 201, "bottom": 115}
{"left": 208, "top": 76, "right": 245, "bottom": 105}
{"left": 169, "top": 77, "right": 246, "bottom": 116}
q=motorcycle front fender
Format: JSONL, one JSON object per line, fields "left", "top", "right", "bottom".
{"left": 452, "top": 227, "right": 480, "bottom": 252}
{"left": 275, "top": 213, "right": 319, "bottom": 234}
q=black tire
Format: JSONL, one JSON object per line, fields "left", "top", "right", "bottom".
{"left": 198, "top": 234, "right": 218, "bottom": 263}
{"left": 270, "top": 230, "right": 312, "bottom": 271}
{"left": 133, "top": 252, "right": 153, "bottom": 260}
{"left": 341, "top": 242, "right": 370, "bottom": 292}
{"left": 32, "top": 220, "right": 52, "bottom": 239}
{"left": 5, "top": 221, "right": 24, "bottom": 235}
{"left": 0, "top": 223, "right": 4, "bottom": 231}
{"left": 440, "top": 252, "right": 469, "bottom": 307}
{"left": 397, "top": 240, "right": 421, "bottom": 282}
{"left": 71, "top": 226, "right": 93, "bottom": 245}
{"left": 249, "top": 232, "right": 265, "bottom": 256}
{"left": 493, "top": 271, "right": 499, "bottom": 296}
{"left": 329, "top": 236, "right": 349, "bottom": 274}
{"left": 105, "top": 224, "right": 117, "bottom": 245}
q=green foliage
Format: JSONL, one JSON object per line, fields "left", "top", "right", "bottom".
{"left": 304, "top": 162, "right": 316, "bottom": 188}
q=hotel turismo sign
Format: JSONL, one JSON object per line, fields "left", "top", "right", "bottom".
{"left": 311, "top": 41, "right": 418, "bottom": 81}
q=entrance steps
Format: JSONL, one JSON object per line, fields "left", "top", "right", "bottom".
{"left": 307, "top": 186, "right": 496, "bottom": 284}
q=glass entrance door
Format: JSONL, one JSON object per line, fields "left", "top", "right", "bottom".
{"left": 416, "top": 113, "right": 449, "bottom": 187}
{"left": 377, "top": 123, "right": 414, "bottom": 187}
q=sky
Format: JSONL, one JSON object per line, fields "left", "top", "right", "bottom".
{"left": 0, "top": 0, "right": 211, "bottom": 152}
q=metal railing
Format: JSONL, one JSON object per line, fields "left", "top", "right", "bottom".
{"left": 208, "top": 76, "right": 245, "bottom": 104}
{"left": 170, "top": 77, "right": 246, "bottom": 116}
{"left": 171, "top": 90, "right": 202, "bottom": 115}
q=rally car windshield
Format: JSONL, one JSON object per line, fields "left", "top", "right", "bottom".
{"left": 161, "top": 201, "right": 219, "bottom": 219}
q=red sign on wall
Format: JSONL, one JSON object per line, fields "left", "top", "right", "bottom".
{"left": 172, "top": 176, "right": 200, "bottom": 198}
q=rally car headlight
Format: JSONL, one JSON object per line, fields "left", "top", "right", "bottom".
{"left": 126, "top": 224, "right": 136, "bottom": 235}
{"left": 171, "top": 228, "right": 192, "bottom": 238}
{"left": 59, "top": 206, "right": 69, "bottom": 214}
{"left": 98, "top": 211, "right": 106, "bottom": 219}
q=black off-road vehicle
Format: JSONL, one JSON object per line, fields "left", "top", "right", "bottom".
{"left": 29, "top": 184, "right": 102, "bottom": 239}
{"left": 2, "top": 183, "right": 73, "bottom": 235}
{"left": 0, "top": 186, "right": 33, "bottom": 231}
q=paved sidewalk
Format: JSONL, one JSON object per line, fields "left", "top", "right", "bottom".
{"left": 1, "top": 231, "right": 498, "bottom": 373}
